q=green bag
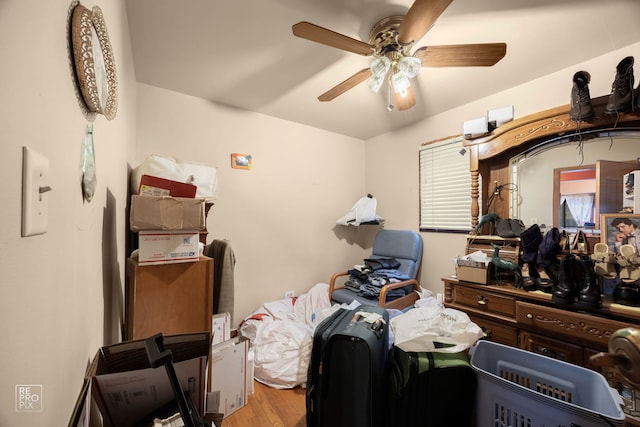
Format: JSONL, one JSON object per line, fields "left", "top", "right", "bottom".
{"left": 388, "top": 346, "right": 477, "bottom": 427}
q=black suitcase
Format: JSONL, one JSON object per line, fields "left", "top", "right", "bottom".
{"left": 388, "top": 346, "right": 477, "bottom": 427}
{"left": 306, "top": 305, "right": 389, "bottom": 427}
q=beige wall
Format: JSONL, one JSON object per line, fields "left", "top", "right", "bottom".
{"left": 134, "top": 83, "right": 369, "bottom": 325}
{"left": 1, "top": 0, "right": 639, "bottom": 424}
{"left": 0, "top": 0, "right": 136, "bottom": 425}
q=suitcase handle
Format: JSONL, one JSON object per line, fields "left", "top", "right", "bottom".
{"left": 350, "top": 311, "right": 386, "bottom": 339}
{"left": 370, "top": 318, "right": 385, "bottom": 339}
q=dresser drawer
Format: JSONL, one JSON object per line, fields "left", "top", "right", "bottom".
{"left": 519, "top": 331, "right": 583, "bottom": 365}
{"left": 468, "top": 314, "right": 518, "bottom": 347}
{"left": 453, "top": 284, "right": 516, "bottom": 318}
{"left": 516, "top": 301, "right": 633, "bottom": 347}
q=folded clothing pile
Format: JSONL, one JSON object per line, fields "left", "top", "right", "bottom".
{"left": 345, "top": 257, "right": 410, "bottom": 300}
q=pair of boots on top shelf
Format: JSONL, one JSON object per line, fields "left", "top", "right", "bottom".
{"left": 571, "top": 56, "right": 639, "bottom": 121}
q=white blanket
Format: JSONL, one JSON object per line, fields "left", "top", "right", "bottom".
{"left": 240, "top": 283, "right": 340, "bottom": 389}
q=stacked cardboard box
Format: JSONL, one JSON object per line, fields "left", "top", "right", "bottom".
{"left": 129, "top": 176, "right": 207, "bottom": 266}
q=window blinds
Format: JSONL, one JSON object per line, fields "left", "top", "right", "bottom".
{"left": 419, "top": 135, "right": 478, "bottom": 232}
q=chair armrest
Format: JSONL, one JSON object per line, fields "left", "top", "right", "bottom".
{"left": 379, "top": 279, "right": 421, "bottom": 310}
{"left": 328, "top": 271, "right": 349, "bottom": 300}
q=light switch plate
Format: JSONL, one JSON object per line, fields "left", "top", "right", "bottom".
{"left": 22, "top": 146, "right": 50, "bottom": 237}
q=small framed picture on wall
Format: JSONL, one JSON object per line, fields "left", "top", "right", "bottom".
{"left": 600, "top": 213, "right": 640, "bottom": 254}
{"left": 231, "top": 153, "right": 252, "bottom": 170}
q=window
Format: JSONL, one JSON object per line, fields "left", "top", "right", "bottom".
{"left": 419, "top": 135, "right": 478, "bottom": 232}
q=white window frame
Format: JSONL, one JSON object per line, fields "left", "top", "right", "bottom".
{"left": 419, "top": 134, "right": 479, "bottom": 232}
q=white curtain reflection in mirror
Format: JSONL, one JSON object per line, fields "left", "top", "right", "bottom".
{"left": 560, "top": 194, "right": 595, "bottom": 227}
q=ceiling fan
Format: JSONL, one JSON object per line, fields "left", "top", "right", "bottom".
{"left": 292, "top": 0, "right": 506, "bottom": 111}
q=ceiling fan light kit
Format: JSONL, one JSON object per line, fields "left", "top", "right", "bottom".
{"left": 396, "top": 56, "right": 422, "bottom": 79}
{"left": 368, "top": 73, "right": 386, "bottom": 93}
{"left": 371, "top": 57, "right": 391, "bottom": 77}
{"left": 391, "top": 70, "right": 411, "bottom": 96}
{"left": 291, "top": 0, "right": 506, "bottom": 111}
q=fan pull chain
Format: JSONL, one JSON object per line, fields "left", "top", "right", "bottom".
{"left": 387, "top": 81, "right": 394, "bottom": 111}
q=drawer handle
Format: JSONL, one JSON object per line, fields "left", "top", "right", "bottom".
{"left": 477, "top": 295, "right": 488, "bottom": 305}
{"left": 526, "top": 313, "right": 533, "bottom": 319}
{"left": 481, "top": 327, "right": 493, "bottom": 339}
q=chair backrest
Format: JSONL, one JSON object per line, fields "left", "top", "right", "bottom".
{"left": 369, "top": 229, "right": 423, "bottom": 279}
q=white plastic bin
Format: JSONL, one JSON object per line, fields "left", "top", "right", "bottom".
{"left": 470, "top": 340, "right": 625, "bottom": 426}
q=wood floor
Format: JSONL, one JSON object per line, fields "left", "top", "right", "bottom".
{"left": 222, "top": 381, "right": 306, "bottom": 427}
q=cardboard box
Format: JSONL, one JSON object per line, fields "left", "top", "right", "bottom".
{"left": 456, "top": 261, "right": 490, "bottom": 285}
{"left": 457, "top": 235, "right": 520, "bottom": 284}
{"left": 212, "top": 313, "right": 231, "bottom": 346}
{"left": 138, "top": 174, "right": 198, "bottom": 198}
{"left": 138, "top": 230, "right": 200, "bottom": 265}
{"left": 70, "top": 333, "right": 211, "bottom": 427}
{"left": 130, "top": 195, "right": 206, "bottom": 231}
{"left": 208, "top": 337, "right": 249, "bottom": 418}
{"left": 246, "top": 348, "right": 255, "bottom": 396}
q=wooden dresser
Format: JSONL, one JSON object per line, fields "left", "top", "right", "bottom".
{"left": 443, "top": 276, "right": 640, "bottom": 425}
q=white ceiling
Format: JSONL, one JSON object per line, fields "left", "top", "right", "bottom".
{"left": 125, "top": 0, "right": 640, "bottom": 140}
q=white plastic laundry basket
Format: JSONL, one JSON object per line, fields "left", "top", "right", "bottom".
{"left": 470, "top": 340, "right": 626, "bottom": 427}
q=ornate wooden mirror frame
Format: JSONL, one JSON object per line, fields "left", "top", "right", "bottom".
{"left": 463, "top": 93, "right": 640, "bottom": 229}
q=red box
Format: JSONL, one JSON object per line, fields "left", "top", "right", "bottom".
{"left": 138, "top": 174, "right": 197, "bottom": 198}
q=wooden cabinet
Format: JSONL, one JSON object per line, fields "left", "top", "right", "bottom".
{"left": 458, "top": 92, "right": 640, "bottom": 426}
{"left": 443, "top": 276, "right": 640, "bottom": 425}
{"left": 126, "top": 256, "right": 214, "bottom": 340}
{"left": 443, "top": 276, "right": 640, "bottom": 352}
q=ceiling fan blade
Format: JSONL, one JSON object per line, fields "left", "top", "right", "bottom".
{"left": 318, "top": 68, "right": 372, "bottom": 102}
{"left": 393, "top": 86, "right": 416, "bottom": 111}
{"left": 292, "top": 22, "right": 373, "bottom": 56}
{"left": 398, "top": 0, "right": 453, "bottom": 45}
{"left": 415, "top": 43, "right": 507, "bottom": 67}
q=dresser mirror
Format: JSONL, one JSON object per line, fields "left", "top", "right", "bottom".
{"left": 509, "top": 131, "right": 640, "bottom": 231}
{"left": 464, "top": 93, "right": 640, "bottom": 232}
